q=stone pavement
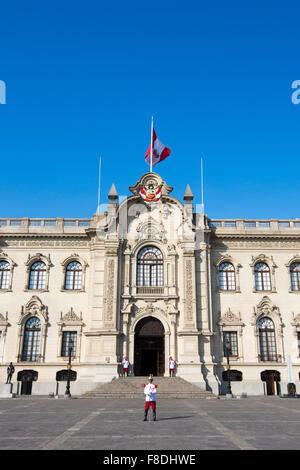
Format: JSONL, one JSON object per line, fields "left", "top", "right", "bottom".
{"left": 0, "top": 396, "right": 299, "bottom": 450}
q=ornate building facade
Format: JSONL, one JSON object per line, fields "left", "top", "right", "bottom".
{"left": 1, "top": 171, "right": 300, "bottom": 396}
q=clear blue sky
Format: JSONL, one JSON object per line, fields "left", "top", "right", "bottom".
{"left": 1, "top": 0, "right": 300, "bottom": 219}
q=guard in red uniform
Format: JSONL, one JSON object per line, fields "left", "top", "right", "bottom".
{"left": 143, "top": 374, "right": 157, "bottom": 421}
{"left": 169, "top": 356, "right": 176, "bottom": 377}
{"left": 122, "top": 357, "right": 129, "bottom": 377}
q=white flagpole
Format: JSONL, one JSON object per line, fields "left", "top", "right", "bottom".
{"left": 150, "top": 116, "right": 153, "bottom": 172}
{"left": 201, "top": 157, "right": 204, "bottom": 214}
{"left": 97, "top": 156, "right": 102, "bottom": 215}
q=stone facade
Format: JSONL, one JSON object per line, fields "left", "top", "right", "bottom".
{"left": 0, "top": 171, "right": 300, "bottom": 396}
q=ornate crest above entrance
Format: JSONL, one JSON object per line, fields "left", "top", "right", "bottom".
{"left": 129, "top": 172, "right": 173, "bottom": 204}
{"left": 140, "top": 184, "right": 161, "bottom": 202}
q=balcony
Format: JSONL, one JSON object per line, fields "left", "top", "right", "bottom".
{"left": 136, "top": 287, "right": 164, "bottom": 295}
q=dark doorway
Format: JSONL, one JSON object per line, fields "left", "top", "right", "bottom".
{"left": 17, "top": 370, "right": 38, "bottom": 396}
{"left": 261, "top": 370, "right": 281, "bottom": 395}
{"left": 21, "top": 381, "right": 32, "bottom": 395}
{"left": 134, "top": 317, "right": 165, "bottom": 376}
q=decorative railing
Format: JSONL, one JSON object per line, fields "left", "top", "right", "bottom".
{"left": 0, "top": 218, "right": 91, "bottom": 229}
{"left": 208, "top": 219, "right": 300, "bottom": 230}
{"left": 136, "top": 287, "right": 164, "bottom": 295}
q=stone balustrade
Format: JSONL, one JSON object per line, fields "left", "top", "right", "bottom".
{"left": 208, "top": 219, "right": 300, "bottom": 231}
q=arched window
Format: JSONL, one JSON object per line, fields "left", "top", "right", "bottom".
{"left": 137, "top": 246, "right": 163, "bottom": 287}
{"left": 219, "top": 263, "right": 236, "bottom": 291}
{"left": 22, "top": 317, "right": 41, "bottom": 362}
{"left": 0, "top": 261, "right": 10, "bottom": 290}
{"left": 259, "top": 317, "right": 277, "bottom": 361}
{"left": 290, "top": 263, "right": 300, "bottom": 291}
{"left": 255, "top": 263, "right": 271, "bottom": 291}
{"left": 29, "top": 261, "right": 46, "bottom": 290}
{"left": 65, "top": 262, "right": 82, "bottom": 290}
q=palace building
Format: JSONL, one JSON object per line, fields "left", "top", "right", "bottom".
{"left": 1, "top": 170, "right": 300, "bottom": 396}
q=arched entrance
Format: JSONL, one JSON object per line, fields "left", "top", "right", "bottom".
{"left": 134, "top": 317, "right": 165, "bottom": 376}
{"left": 17, "top": 370, "right": 38, "bottom": 395}
{"left": 261, "top": 370, "right": 281, "bottom": 395}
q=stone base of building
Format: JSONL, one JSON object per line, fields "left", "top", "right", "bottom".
{"left": 0, "top": 383, "right": 14, "bottom": 398}
{"left": 0, "top": 363, "right": 299, "bottom": 397}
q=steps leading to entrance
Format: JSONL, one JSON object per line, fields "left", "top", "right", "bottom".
{"left": 82, "top": 376, "right": 217, "bottom": 399}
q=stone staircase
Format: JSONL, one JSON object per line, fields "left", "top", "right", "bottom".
{"left": 82, "top": 376, "right": 217, "bottom": 399}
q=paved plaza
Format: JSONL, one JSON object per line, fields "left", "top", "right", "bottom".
{"left": 0, "top": 396, "right": 299, "bottom": 450}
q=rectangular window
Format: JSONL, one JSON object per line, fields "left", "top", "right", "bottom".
{"left": 219, "top": 271, "right": 236, "bottom": 290}
{"left": 61, "top": 332, "right": 77, "bottom": 357}
{"left": 223, "top": 332, "right": 238, "bottom": 357}
{"left": 259, "top": 331, "right": 277, "bottom": 361}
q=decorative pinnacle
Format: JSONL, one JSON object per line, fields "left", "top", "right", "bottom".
{"left": 184, "top": 184, "right": 194, "bottom": 201}
{"left": 108, "top": 183, "right": 118, "bottom": 200}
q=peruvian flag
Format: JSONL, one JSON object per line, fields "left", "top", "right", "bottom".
{"left": 145, "top": 128, "right": 171, "bottom": 168}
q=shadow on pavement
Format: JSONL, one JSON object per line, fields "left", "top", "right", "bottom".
{"left": 156, "top": 415, "right": 194, "bottom": 421}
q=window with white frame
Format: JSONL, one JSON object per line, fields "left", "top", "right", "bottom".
{"left": 259, "top": 317, "right": 277, "bottom": 361}
{"left": 255, "top": 263, "right": 271, "bottom": 291}
{"left": 137, "top": 246, "right": 163, "bottom": 287}
{"left": 219, "top": 263, "right": 236, "bottom": 291}
{"left": 0, "top": 261, "right": 10, "bottom": 290}
{"left": 21, "top": 317, "right": 41, "bottom": 362}
{"left": 290, "top": 263, "right": 300, "bottom": 291}
{"left": 64, "top": 262, "right": 82, "bottom": 290}
{"left": 28, "top": 261, "right": 46, "bottom": 290}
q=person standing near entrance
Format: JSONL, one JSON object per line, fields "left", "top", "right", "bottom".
{"left": 169, "top": 356, "right": 176, "bottom": 377}
{"left": 143, "top": 374, "right": 157, "bottom": 421}
{"left": 122, "top": 357, "right": 130, "bottom": 377}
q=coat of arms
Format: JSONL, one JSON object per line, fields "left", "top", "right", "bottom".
{"left": 140, "top": 184, "right": 162, "bottom": 202}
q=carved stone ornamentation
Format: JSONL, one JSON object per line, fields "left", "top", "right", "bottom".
{"left": 19, "top": 296, "right": 49, "bottom": 324}
{"left": 251, "top": 296, "right": 282, "bottom": 328}
{"left": 185, "top": 259, "right": 193, "bottom": 322}
{"left": 61, "top": 307, "right": 81, "bottom": 323}
{"left": 218, "top": 308, "right": 243, "bottom": 326}
{"left": 105, "top": 259, "right": 115, "bottom": 321}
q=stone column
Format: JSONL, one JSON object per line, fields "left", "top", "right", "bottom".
{"left": 182, "top": 251, "right": 197, "bottom": 330}
{"left": 170, "top": 316, "right": 177, "bottom": 359}
{"left": 123, "top": 247, "right": 131, "bottom": 296}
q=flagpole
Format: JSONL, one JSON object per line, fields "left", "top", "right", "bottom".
{"left": 201, "top": 158, "right": 204, "bottom": 214}
{"left": 150, "top": 116, "right": 153, "bottom": 172}
{"left": 97, "top": 156, "right": 101, "bottom": 215}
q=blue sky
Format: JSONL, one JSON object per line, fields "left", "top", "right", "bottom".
{"left": 1, "top": 0, "right": 300, "bottom": 219}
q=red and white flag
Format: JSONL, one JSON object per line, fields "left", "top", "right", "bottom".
{"left": 145, "top": 128, "right": 171, "bottom": 168}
